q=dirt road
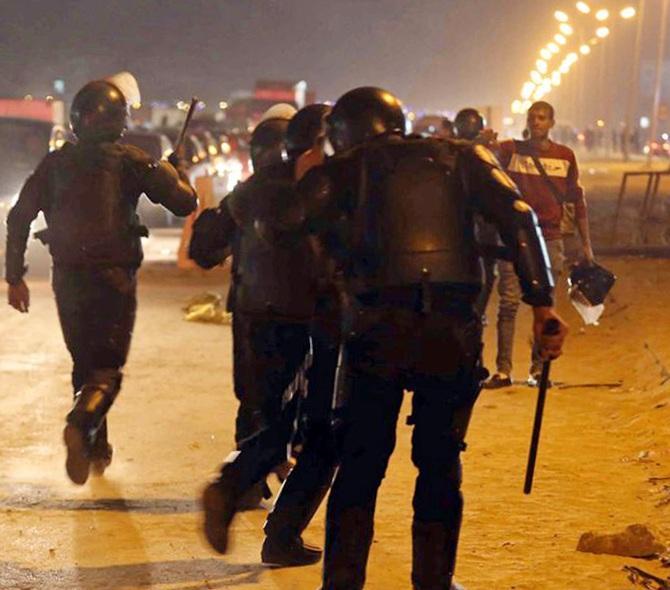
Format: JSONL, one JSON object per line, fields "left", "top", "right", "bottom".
{"left": 1, "top": 258, "right": 668, "bottom": 590}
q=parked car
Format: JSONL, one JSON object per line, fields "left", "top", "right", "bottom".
{"left": 0, "top": 117, "right": 67, "bottom": 277}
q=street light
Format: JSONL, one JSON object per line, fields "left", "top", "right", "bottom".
{"left": 576, "top": 1, "right": 591, "bottom": 14}
{"left": 595, "top": 8, "right": 609, "bottom": 21}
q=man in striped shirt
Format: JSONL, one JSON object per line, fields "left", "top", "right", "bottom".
{"left": 484, "top": 101, "right": 594, "bottom": 388}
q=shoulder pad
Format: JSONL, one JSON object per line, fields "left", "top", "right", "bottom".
{"left": 120, "top": 143, "right": 157, "bottom": 167}
{"left": 473, "top": 144, "right": 502, "bottom": 168}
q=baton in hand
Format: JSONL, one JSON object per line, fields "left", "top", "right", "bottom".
{"left": 173, "top": 97, "right": 199, "bottom": 157}
{"left": 524, "top": 318, "right": 561, "bottom": 495}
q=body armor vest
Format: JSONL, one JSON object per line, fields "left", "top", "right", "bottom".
{"left": 343, "top": 138, "right": 482, "bottom": 293}
{"left": 43, "top": 143, "right": 144, "bottom": 268}
{"left": 229, "top": 166, "right": 317, "bottom": 319}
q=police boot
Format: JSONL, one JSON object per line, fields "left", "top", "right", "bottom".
{"left": 64, "top": 371, "right": 121, "bottom": 485}
{"left": 262, "top": 447, "right": 335, "bottom": 566}
{"left": 90, "top": 418, "right": 113, "bottom": 476}
{"left": 411, "top": 520, "right": 463, "bottom": 590}
{"left": 322, "top": 506, "right": 374, "bottom": 590}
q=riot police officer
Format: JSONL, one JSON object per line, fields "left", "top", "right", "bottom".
{"left": 260, "top": 103, "right": 342, "bottom": 567}
{"left": 190, "top": 104, "right": 298, "bottom": 511}
{"left": 5, "top": 74, "right": 198, "bottom": 485}
{"left": 293, "top": 87, "right": 567, "bottom": 590}
{"left": 192, "top": 105, "right": 324, "bottom": 561}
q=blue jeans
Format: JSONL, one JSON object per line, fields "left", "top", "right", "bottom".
{"left": 494, "top": 239, "right": 564, "bottom": 376}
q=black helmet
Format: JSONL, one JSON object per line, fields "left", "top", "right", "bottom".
{"left": 250, "top": 117, "right": 291, "bottom": 171}
{"left": 454, "top": 108, "right": 484, "bottom": 141}
{"left": 327, "top": 87, "right": 405, "bottom": 152}
{"left": 285, "top": 104, "right": 331, "bottom": 159}
{"left": 70, "top": 80, "right": 129, "bottom": 142}
{"left": 568, "top": 261, "right": 616, "bottom": 306}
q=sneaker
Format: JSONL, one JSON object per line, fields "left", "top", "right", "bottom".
{"left": 483, "top": 373, "right": 512, "bottom": 389}
{"left": 202, "top": 481, "right": 237, "bottom": 554}
{"left": 261, "top": 535, "right": 322, "bottom": 567}
{"left": 63, "top": 424, "right": 91, "bottom": 486}
{"left": 527, "top": 373, "right": 553, "bottom": 388}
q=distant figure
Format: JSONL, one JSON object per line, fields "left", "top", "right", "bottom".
{"left": 484, "top": 100, "right": 593, "bottom": 389}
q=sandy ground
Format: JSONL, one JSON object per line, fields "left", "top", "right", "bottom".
{"left": 1, "top": 256, "right": 669, "bottom": 590}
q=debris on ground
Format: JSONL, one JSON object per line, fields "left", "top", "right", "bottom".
{"left": 577, "top": 524, "right": 667, "bottom": 558}
{"left": 182, "top": 292, "right": 232, "bottom": 325}
{"left": 624, "top": 565, "right": 670, "bottom": 589}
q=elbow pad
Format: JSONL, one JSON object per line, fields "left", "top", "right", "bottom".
{"left": 144, "top": 161, "right": 197, "bottom": 215}
{"left": 461, "top": 145, "right": 554, "bottom": 306}
{"left": 509, "top": 202, "right": 554, "bottom": 306}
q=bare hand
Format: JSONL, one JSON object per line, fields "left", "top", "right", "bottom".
{"left": 8, "top": 280, "right": 30, "bottom": 313}
{"left": 532, "top": 307, "right": 568, "bottom": 361}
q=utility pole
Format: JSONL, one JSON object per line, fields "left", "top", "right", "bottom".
{"left": 623, "top": 0, "right": 646, "bottom": 161}
{"left": 647, "top": 0, "right": 669, "bottom": 166}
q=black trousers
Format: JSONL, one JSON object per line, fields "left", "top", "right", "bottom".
{"left": 217, "top": 318, "right": 310, "bottom": 496}
{"left": 52, "top": 266, "right": 137, "bottom": 395}
{"left": 322, "top": 304, "right": 483, "bottom": 590}
{"left": 264, "top": 312, "right": 341, "bottom": 541}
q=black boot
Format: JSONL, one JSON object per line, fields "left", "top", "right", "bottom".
{"left": 90, "top": 419, "right": 113, "bottom": 476}
{"left": 322, "top": 507, "right": 374, "bottom": 590}
{"left": 64, "top": 371, "right": 120, "bottom": 485}
{"left": 202, "top": 476, "right": 239, "bottom": 554}
{"left": 411, "top": 520, "right": 462, "bottom": 590}
{"left": 261, "top": 533, "right": 322, "bottom": 567}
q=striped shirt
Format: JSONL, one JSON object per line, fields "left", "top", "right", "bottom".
{"left": 498, "top": 139, "right": 587, "bottom": 241}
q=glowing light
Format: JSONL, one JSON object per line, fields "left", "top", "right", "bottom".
{"left": 131, "top": 102, "right": 141, "bottom": 110}
{"left": 596, "top": 119, "right": 605, "bottom": 128}
{"left": 548, "top": 42, "right": 560, "bottom": 53}
{"left": 576, "top": 2, "right": 591, "bottom": 14}
{"left": 559, "top": 63, "right": 571, "bottom": 74}
{"left": 24, "top": 94, "right": 33, "bottom": 100}
{"left": 219, "top": 101, "right": 229, "bottom": 110}
{"left": 521, "top": 100, "right": 532, "bottom": 112}
{"left": 511, "top": 100, "right": 523, "bottom": 114}
{"left": 531, "top": 70, "right": 544, "bottom": 84}
{"left": 521, "top": 82, "right": 536, "bottom": 100}
{"left": 536, "top": 59, "right": 548, "bottom": 74}
{"left": 640, "top": 116, "right": 650, "bottom": 129}
{"left": 559, "top": 23, "right": 574, "bottom": 35}
{"left": 555, "top": 34, "right": 567, "bottom": 45}
{"left": 620, "top": 6, "right": 636, "bottom": 19}
{"left": 554, "top": 10, "right": 569, "bottom": 22}
{"left": 566, "top": 52, "right": 579, "bottom": 64}
{"left": 596, "top": 26, "right": 610, "bottom": 38}
{"left": 540, "top": 48, "right": 553, "bottom": 60}
{"left": 579, "top": 44, "right": 592, "bottom": 55}
{"left": 45, "top": 95, "right": 54, "bottom": 101}
{"left": 595, "top": 8, "right": 609, "bottom": 21}
{"left": 551, "top": 71, "right": 562, "bottom": 86}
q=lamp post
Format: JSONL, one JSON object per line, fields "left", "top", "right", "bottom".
{"left": 647, "top": 0, "right": 669, "bottom": 166}
{"left": 623, "top": 0, "right": 646, "bottom": 161}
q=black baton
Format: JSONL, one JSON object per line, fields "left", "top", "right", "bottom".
{"left": 524, "top": 318, "right": 561, "bottom": 495}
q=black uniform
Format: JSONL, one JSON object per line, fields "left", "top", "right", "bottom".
{"left": 5, "top": 139, "right": 197, "bottom": 482}
{"left": 296, "top": 134, "right": 553, "bottom": 590}
{"left": 193, "top": 160, "right": 323, "bottom": 554}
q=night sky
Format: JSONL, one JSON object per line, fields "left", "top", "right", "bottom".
{"left": 0, "top": 1, "right": 664, "bottom": 122}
